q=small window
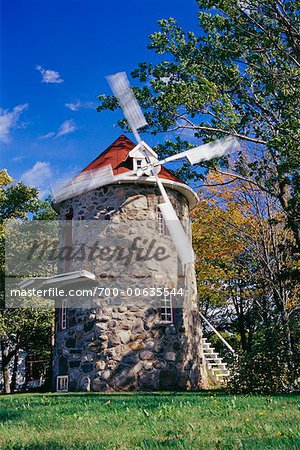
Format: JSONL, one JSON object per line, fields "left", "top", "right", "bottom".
{"left": 60, "top": 299, "right": 67, "bottom": 330}
{"left": 134, "top": 159, "right": 145, "bottom": 172}
{"left": 157, "top": 208, "right": 168, "bottom": 236}
{"left": 160, "top": 295, "right": 173, "bottom": 324}
{"left": 57, "top": 375, "right": 68, "bottom": 392}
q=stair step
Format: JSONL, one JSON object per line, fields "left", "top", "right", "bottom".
{"left": 205, "top": 357, "right": 223, "bottom": 364}
{"left": 211, "top": 366, "right": 230, "bottom": 372}
{"left": 211, "top": 369, "right": 230, "bottom": 375}
{"left": 203, "top": 353, "right": 221, "bottom": 358}
{"left": 203, "top": 347, "right": 215, "bottom": 353}
{"left": 203, "top": 352, "right": 220, "bottom": 357}
{"left": 202, "top": 337, "right": 231, "bottom": 383}
{"left": 207, "top": 363, "right": 227, "bottom": 372}
{"left": 215, "top": 372, "right": 230, "bottom": 377}
{"left": 207, "top": 361, "right": 227, "bottom": 366}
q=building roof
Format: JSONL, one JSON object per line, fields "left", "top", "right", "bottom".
{"left": 81, "top": 134, "right": 184, "bottom": 184}
{"left": 53, "top": 135, "right": 199, "bottom": 209}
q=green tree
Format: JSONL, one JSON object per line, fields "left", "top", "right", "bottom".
{"left": 0, "top": 170, "right": 57, "bottom": 394}
{"left": 192, "top": 171, "right": 299, "bottom": 391}
{"left": 98, "top": 0, "right": 300, "bottom": 251}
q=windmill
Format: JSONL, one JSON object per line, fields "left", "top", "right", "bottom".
{"left": 53, "top": 72, "right": 238, "bottom": 265}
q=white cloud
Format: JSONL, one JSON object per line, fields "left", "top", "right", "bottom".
{"left": 21, "top": 161, "right": 53, "bottom": 198}
{"left": 11, "top": 155, "right": 27, "bottom": 163}
{"left": 35, "top": 65, "right": 64, "bottom": 83}
{"left": 65, "top": 100, "right": 95, "bottom": 111}
{"left": 65, "top": 101, "right": 80, "bottom": 111}
{"left": 41, "top": 131, "right": 56, "bottom": 140}
{"left": 55, "top": 120, "right": 76, "bottom": 138}
{"left": 41, "top": 119, "right": 77, "bottom": 140}
{"left": 0, "top": 104, "right": 28, "bottom": 143}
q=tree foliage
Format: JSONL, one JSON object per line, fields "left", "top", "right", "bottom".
{"left": 0, "top": 170, "right": 57, "bottom": 393}
{"left": 192, "top": 171, "right": 300, "bottom": 391}
{"left": 98, "top": 0, "right": 300, "bottom": 251}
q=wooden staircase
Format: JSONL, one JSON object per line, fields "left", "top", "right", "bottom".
{"left": 202, "top": 337, "right": 230, "bottom": 385}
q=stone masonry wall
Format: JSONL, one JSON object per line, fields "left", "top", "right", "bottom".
{"left": 53, "top": 182, "right": 207, "bottom": 391}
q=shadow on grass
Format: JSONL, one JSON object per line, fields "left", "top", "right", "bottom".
{"left": 46, "top": 389, "right": 300, "bottom": 399}
{"left": 0, "top": 410, "right": 21, "bottom": 424}
{"left": 50, "top": 389, "right": 228, "bottom": 398}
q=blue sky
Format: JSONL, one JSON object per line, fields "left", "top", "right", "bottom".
{"left": 1, "top": 0, "right": 199, "bottom": 196}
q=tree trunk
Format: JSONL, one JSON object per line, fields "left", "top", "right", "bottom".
{"left": 1, "top": 340, "right": 11, "bottom": 394}
{"left": 273, "top": 287, "right": 295, "bottom": 382}
{"left": 10, "top": 345, "right": 19, "bottom": 393}
{"left": 280, "top": 307, "right": 295, "bottom": 379}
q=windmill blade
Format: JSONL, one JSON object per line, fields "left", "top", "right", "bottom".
{"left": 52, "top": 163, "right": 146, "bottom": 203}
{"left": 107, "top": 72, "right": 147, "bottom": 143}
{"left": 158, "top": 201, "right": 194, "bottom": 265}
{"left": 52, "top": 165, "right": 115, "bottom": 203}
{"left": 155, "top": 137, "right": 239, "bottom": 166}
{"left": 154, "top": 172, "right": 194, "bottom": 265}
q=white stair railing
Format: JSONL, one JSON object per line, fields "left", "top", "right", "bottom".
{"left": 200, "top": 312, "right": 236, "bottom": 355}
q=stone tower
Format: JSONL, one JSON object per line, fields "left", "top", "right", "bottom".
{"left": 53, "top": 135, "right": 207, "bottom": 392}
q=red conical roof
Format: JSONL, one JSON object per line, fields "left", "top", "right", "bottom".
{"left": 81, "top": 134, "right": 184, "bottom": 183}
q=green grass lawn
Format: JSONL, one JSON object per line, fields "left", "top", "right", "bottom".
{"left": 0, "top": 391, "right": 299, "bottom": 449}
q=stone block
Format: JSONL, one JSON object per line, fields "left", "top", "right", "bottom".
{"left": 119, "top": 331, "right": 131, "bottom": 344}
{"left": 138, "top": 369, "right": 159, "bottom": 390}
{"left": 95, "top": 360, "right": 106, "bottom": 371}
{"left": 132, "top": 320, "right": 144, "bottom": 335}
{"left": 99, "top": 334, "right": 108, "bottom": 341}
{"left": 101, "top": 370, "right": 111, "bottom": 381}
{"left": 143, "top": 361, "right": 153, "bottom": 370}
{"left": 94, "top": 322, "right": 108, "bottom": 333}
{"left": 106, "top": 360, "right": 118, "bottom": 370}
{"left": 129, "top": 341, "right": 145, "bottom": 351}
{"left": 153, "top": 343, "right": 164, "bottom": 353}
{"left": 98, "top": 315, "right": 110, "bottom": 322}
{"left": 112, "top": 312, "right": 123, "bottom": 320}
{"left": 87, "top": 342, "right": 102, "bottom": 352}
{"left": 111, "top": 373, "right": 135, "bottom": 390}
{"left": 129, "top": 361, "right": 144, "bottom": 376}
{"left": 69, "top": 369, "right": 81, "bottom": 381}
{"left": 145, "top": 340, "right": 155, "bottom": 350}
{"left": 139, "top": 351, "right": 154, "bottom": 361}
{"left": 92, "top": 378, "right": 108, "bottom": 392}
{"left": 165, "top": 352, "right": 176, "bottom": 362}
{"left": 122, "top": 353, "right": 138, "bottom": 365}
{"left": 81, "top": 363, "right": 93, "bottom": 373}
{"left": 119, "top": 323, "right": 131, "bottom": 330}
{"left": 79, "top": 375, "right": 91, "bottom": 392}
{"left": 84, "top": 331, "right": 95, "bottom": 341}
